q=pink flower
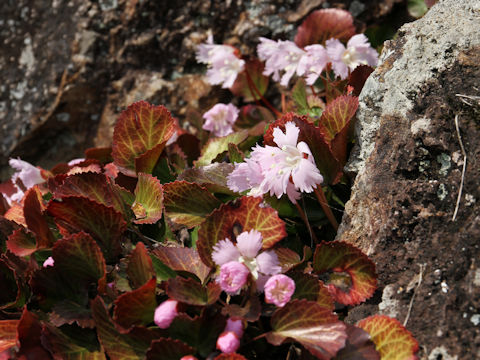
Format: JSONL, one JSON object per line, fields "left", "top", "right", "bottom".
{"left": 218, "top": 261, "right": 250, "bottom": 295}
{"left": 180, "top": 356, "right": 197, "bottom": 360}
{"left": 226, "top": 157, "right": 264, "bottom": 197}
{"left": 202, "top": 103, "right": 239, "bottom": 137}
{"left": 67, "top": 158, "right": 85, "bottom": 166}
{"left": 196, "top": 35, "right": 245, "bottom": 88}
{"left": 212, "top": 230, "right": 281, "bottom": 292}
{"left": 257, "top": 37, "right": 305, "bottom": 86}
{"left": 216, "top": 331, "right": 240, "bottom": 353}
{"left": 264, "top": 274, "right": 296, "bottom": 307}
{"left": 42, "top": 256, "right": 54, "bottom": 267}
{"left": 297, "top": 44, "right": 329, "bottom": 85}
{"left": 326, "top": 34, "right": 378, "bottom": 80}
{"left": 225, "top": 318, "right": 244, "bottom": 338}
{"left": 5, "top": 158, "right": 46, "bottom": 204}
{"left": 154, "top": 299, "right": 178, "bottom": 329}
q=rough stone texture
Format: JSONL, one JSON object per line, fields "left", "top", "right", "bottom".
{"left": 338, "top": 1, "right": 480, "bottom": 359}
{"left": 0, "top": 0, "right": 406, "bottom": 180}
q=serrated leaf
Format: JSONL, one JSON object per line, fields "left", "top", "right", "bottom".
{"left": 168, "top": 312, "right": 226, "bottom": 357}
{"left": 85, "top": 146, "right": 113, "bottom": 164}
{"left": 357, "top": 315, "right": 419, "bottom": 360}
{"left": 266, "top": 299, "right": 347, "bottom": 359}
{"left": 274, "top": 247, "right": 302, "bottom": 273}
{"left": 48, "top": 196, "right": 126, "bottom": 262}
{"left": 163, "top": 181, "right": 221, "bottom": 229}
{"left": 348, "top": 65, "right": 374, "bottom": 97}
{"left": 166, "top": 277, "right": 221, "bottom": 306}
{"left": 151, "top": 246, "right": 211, "bottom": 283}
{"left": 127, "top": 242, "right": 156, "bottom": 289}
{"left": 150, "top": 255, "right": 177, "bottom": 282}
{"left": 4, "top": 203, "right": 27, "bottom": 226}
{"left": 53, "top": 172, "right": 127, "bottom": 217}
{"left": 42, "top": 324, "right": 106, "bottom": 360}
{"left": 132, "top": 173, "right": 163, "bottom": 224}
{"left": 230, "top": 57, "right": 269, "bottom": 102}
{"left": 264, "top": 113, "right": 342, "bottom": 185}
{"left": 319, "top": 95, "right": 358, "bottom": 143}
{"left": 197, "top": 196, "right": 287, "bottom": 268}
{"left": 91, "top": 296, "right": 152, "bottom": 360}
{"left": 112, "top": 101, "right": 176, "bottom": 175}
{"left": 0, "top": 320, "right": 18, "bottom": 352}
{"left": 146, "top": 338, "right": 195, "bottom": 360}
{"left": 313, "top": 242, "right": 377, "bottom": 306}
{"left": 214, "top": 354, "right": 248, "bottom": 360}
{"left": 113, "top": 278, "right": 157, "bottom": 330}
{"left": 294, "top": 9, "right": 355, "bottom": 47}
{"left": 17, "top": 307, "right": 52, "bottom": 358}
{"left": 178, "top": 163, "right": 235, "bottom": 195}
{"left": 195, "top": 130, "right": 249, "bottom": 167}
{"left": 6, "top": 228, "right": 37, "bottom": 257}
{"left": 23, "top": 186, "right": 55, "bottom": 248}
{"left": 228, "top": 143, "right": 244, "bottom": 163}
{"left": 334, "top": 324, "right": 380, "bottom": 360}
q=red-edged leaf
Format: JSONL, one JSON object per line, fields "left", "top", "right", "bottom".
{"left": 290, "top": 273, "right": 334, "bottom": 310}
{"left": 17, "top": 307, "right": 52, "bottom": 358}
{"left": 348, "top": 65, "right": 374, "bottom": 97}
{"left": 85, "top": 146, "right": 113, "bottom": 164}
{"left": 4, "top": 203, "right": 27, "bottom": 226}
{"left": 53, "top": 232, "right": 107, "bottom": 294}
{"left": 24, "top": 187, "right": 54, "bottom": 248}
{"left": 266, "top": 299, "right": 347, "bottom": 359}
{"left": 0, "top": 320, "right": 18, "bottom": 352}
{"left": 134, "top": 142, "right": 167, "bottom": 175}
{"left": 335, "top": 324, "right": 380, "bottom": 360}
{"left": 168, "top": 312, "right": 226, "bottom": 358}
{"left": 48, "top": 196, "right": 126, "bottom": 262}
{"left": 112, "top": 101, "right": 176, "bottom": 175}
{"left": 275, "top": 247, "right": 302, "bottom": 273}
{"left": 42, "top": 324, "right": 106, "bottom": 360}
{"left": 163, "top": 181, "right": 221, "bottom": 229}
{"left": 132, "top": 173, "right": 163, "bottom": 224}
{"left": 91, "top": 296, "right": 152, "bottom": 359}
{"left": 146, "top": 338, "right": 195, "bottom": 360}
{"left": 319, "top": 95, "right": 358, "bottom": 143}
{"left": 230, "top": 57, "right": 269, "bottom": 102}
{"left": 214, "top": 354, "right": 248, "bottom": 360}
{"left": 113, "top": 278, "right": 157, "bottom": 330}
{"left": 0, "top": 259, "right": 20, "bottom": 309}
{"left": 294, "top": 9, "right": 355, "bottom": 47}
{"left": 166, "top": 277, "right": 221, "bottom": 306}
{"left": 197, "top": 196, "right": 287, "bottom": 268}
{"left": 53, "top": 172, "right": 127, "bottom": 217}
{"left": 195, "top": 130, "right": 249, "bottom": 167}
{"left": 313, "top": 242, "right": 377, "bottom": 306}
{"left": 151, "top": 246, "right": 211, "bottom": 283}
{"left": 127, "top": 242, "right": 156, "bottom": 289}
{"left": 357, "top": 315, "right": 419, "bottom": 360}
{"left": 6, "top": 228, "right": 37, "bottom": 257}
{"left": 264, "top": 113, "right": 342, "bottom": 185}
{"left": 178, "top": 163, "right": 235, "bottom": 195}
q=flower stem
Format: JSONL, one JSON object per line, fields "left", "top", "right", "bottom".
{"left": 294, "top": 201, "right": 318, "bottom": 246}
{"left": 244, "top": 68, "right": 282, "bottom": 117}
{"left": 313, "top": 186, "right": 339, "bottom": 231}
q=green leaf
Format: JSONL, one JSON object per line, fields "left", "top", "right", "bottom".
{"left": 163, "top": 181, "right": 222, "bottom": 229}
{"left": 357, "top": 315, "right": 419, "bottom": 360}
{"left": 407, "top": 0, "right": 428, "bottom": 18}
{"left": 292, "top": 78, "right": 309, "bottom": 114}
{"left": 178, "top": 163, "right": 235, "bottom": 195}
{"left": 132, "top": 173, "right": 164, "bottom": 224}
{"left": 195, "top": 130, "right": 249, "bottom": 167}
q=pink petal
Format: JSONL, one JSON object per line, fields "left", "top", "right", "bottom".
{"left": 236, "top": 230, "right": 263, "bottom": 259}
{"left": 212, "top": 239, "right": 241, "bottom": 266}
{"left": 264, "top": 274, "right": 296, "bottom": 307}
{"left": 256, "top": 250, "right": 281, "bottom": 275}
{"left": 347, "top": 34, "right": 369, "bottom": 48}
{"left": 216, "top": 331, "right": 241, "bottom": 353}
{"left": 225, "top": 318, "right": 244, "bottom": 338}
{"left": 154, "top": 299, "right": 179, "bottom": 329}
{"left": 273, "top": 122, "right": 299, "bottom": 148}
{"left": 9, "top": 158, "right": 45, "bottom": 189}
{"left": 217, "top": 261, "right": 250, "bottom": 295}
{"left": 291, "top": 158, "right": 323, "bottom": 193}
{"left": 43, "top": 256, "right": 54, "bottom": 268}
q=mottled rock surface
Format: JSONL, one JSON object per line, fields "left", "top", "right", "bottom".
{"left": 338, "top": 1, "right": 480, "bottom": 358}
{"left": 0, "top": 0, "right": 406, "bottom": 179}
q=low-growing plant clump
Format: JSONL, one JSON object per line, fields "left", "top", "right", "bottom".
{"left": 0, "top": 8, "right": 420, "bottom": 360}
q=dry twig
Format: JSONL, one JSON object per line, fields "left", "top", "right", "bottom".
{"left": 404, "top": 263, "right": 425, "bottom": 327}
{"left": 452, "top": 114, "right": 467, "bottom": 221}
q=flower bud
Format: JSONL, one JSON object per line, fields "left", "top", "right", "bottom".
{"left": 264, "top": 274, "right": 295, "bottom": 307}
{"left": 154, "top": 299, "right": 178, "bottom": 329}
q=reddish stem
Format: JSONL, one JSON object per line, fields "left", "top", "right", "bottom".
{"left": 294, "top": 202, "right": 318, "bottom": 246}
{"left": 313, "top": 186, "right": 339, "bottom": 231}
{"left": 281, "top": 92, "right": 286, "bottom": 113}
{"left": 244, "top": 68, "right": 282, "bottom": 117}
{"left": 309, "top": 85, "right": 317, "bottom": 97}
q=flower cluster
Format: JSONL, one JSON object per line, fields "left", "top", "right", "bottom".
{"left": 196, "top": 34, "right": 245, "bottom": 88}
{"left": 258, "top": 34, "right": 377, "bottom": 84}
{"left": 227, "top": 122, "right": 323, "bottom": 203}
{"left": 3, "top": 158, "right": 46, "bottom": 205}
{"left": 202, "top": 103, "right": 239, "bottom": 137}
